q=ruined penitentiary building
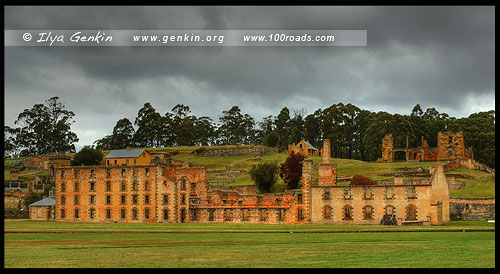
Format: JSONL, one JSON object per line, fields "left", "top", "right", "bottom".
{"left": 52, "top": 139, "right": 452, "bottom": 226}
{"left": 378, "top": 131, "right": 474, "bottom": 162}
{"left": 377, "top": 131, "right": 494, "bottom": 175}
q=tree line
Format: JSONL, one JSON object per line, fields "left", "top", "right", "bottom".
{"left": 4, "top": 97, "right": 495, "bottom": 168}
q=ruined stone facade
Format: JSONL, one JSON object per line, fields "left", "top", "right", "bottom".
{"left": 436, "top": 131, "right": 474, "bottom": 161}
{"left": 54, "top": 140, "right": 450, "bottom": 226}
{"left": 449, "top": 198, "right": 495, "bottom": 221}
{"left": 379, "top": 131, "right": 473, "bottom": 163}
{"left": 4, "top": 192, "right": 27, "bottom": 209}
{"left": 379, "top": 134, "right": 394, "bottom": 162}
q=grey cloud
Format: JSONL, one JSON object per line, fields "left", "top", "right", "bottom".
{"left": 4, "top": 6, "right": 495, "bottom": 146}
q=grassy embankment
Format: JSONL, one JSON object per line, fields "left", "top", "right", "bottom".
{"left": 144, "top": 145, "right": 495, "bottom": 197}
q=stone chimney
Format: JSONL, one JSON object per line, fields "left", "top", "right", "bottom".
{"left": 301, "top": 158, "right": 313, "bottom": 222}
{"left": 318, "top": 139, "right": 337, "bottom": 187}
{"left": 322, "top": 139, "right": 331, "bottom": 164}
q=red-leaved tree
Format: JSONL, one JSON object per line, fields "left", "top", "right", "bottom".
{"left": 350, "top": 175, "right": 376, "bottom": 185}
{"left": 279, "top": 152, "right": 305, "bottom": 189}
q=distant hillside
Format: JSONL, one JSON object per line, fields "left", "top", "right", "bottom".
{"left": 5, "top": 144, "right": 495, "bottom": 198}
{"left": 139, "top": 145, "right": 495, "bottom": 198}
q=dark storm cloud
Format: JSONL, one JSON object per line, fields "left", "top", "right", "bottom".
{"left": 4, "top": 6, "right": 495, "bottom": 147}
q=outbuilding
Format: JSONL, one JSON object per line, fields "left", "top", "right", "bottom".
{"left": 29, "top": 196, "right": 56, "bottom": 221}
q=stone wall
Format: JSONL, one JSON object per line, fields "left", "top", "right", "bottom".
{"left": 437, "top": 131, "right": 467, "bottom": 161}
{"left": 379, "top": 134, "right": 394, "bottom": 162}
{"left": 209, "top": 185, "right": 258, "bottom": 195}
{"left": 310, "top": 184, "right": 432, "bottom": 225}
{"left": 4, "top": 192, "right": 27, "bottom": 209}
{"left": 30, "top": 206, "right": 55, "bottom": 221}
{"left": 443, "top": 161, "right": 460, "bottom": 172}
{"left": 446, "top": 177, "right": 465, "bottom": 190}
{"left": 196, "top": 147, "right": 269, "bottom": 157}
{"left": 449, "top": 197, "right": 495, "bottom": 220}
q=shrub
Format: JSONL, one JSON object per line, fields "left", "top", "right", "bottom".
{"left": 71, "top": 146, "right": 103, "bottom": 166}
{"left": 350, "top": 175, "right": 376, "bottom": 185}
{"left": 250, "top": 162, "right": 279, "bottom": 193}
{"left": 279, "top": 152, "right": 305, "bottom": 190}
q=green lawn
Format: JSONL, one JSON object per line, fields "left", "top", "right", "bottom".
{"left": 3, "top": 219, "right": 495, "bottom": 232}
{"left": 3, "top": 220, "right": 495, "bottom": 268}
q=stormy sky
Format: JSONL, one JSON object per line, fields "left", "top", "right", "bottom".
{"left": 4, "top": 6, "right": 495, "bottom": 149}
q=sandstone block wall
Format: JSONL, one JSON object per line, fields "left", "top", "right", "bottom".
{"left": 30, "top": 206, "right": 55, "bottom": 221}
{"left": 198, "top": 147, "right": 268, "bottom": 157}
{"left": 449, "top": 198, "right": 495, "bottom": 220}
{"left": 4, "top": 192, "right": 27, "bottom": 209}
{"left": 310, "top": 184, "right": 432, "bottom": 225}
{"left": 437, "top": 131, "right": 466, "bottom": 161}
{"left": 380, "top": 134, "right": 394, "bottom": 162}
{"left": 56, "top": 165, "right": 159, "bottom": 223}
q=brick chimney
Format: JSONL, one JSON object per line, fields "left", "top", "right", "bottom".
{"left": 322, "top": 139, "right": 331, "bottom": 164}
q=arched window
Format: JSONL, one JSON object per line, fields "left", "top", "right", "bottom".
{"left": 180, "top": 177, "right": 188, "bottom": 190}
{"left": 406, "top": 205, "right": 417, "bottom": 220}
{"left": 323, "top": 205, "right": 332, "bottom": 219}
{"left": 343, "top": 205, "right": 353, "bottom": 220}
{"left": 132, "top": 208, "right": 139, "bottom": 220}
{"left": 363, "top": 205, "right": 374, "bottom": 220}
{"left": 163, "top": 208, "right": 169, "bottom": 220}
{"left": 385, "top": 205, "right": 395, "bottom": 215}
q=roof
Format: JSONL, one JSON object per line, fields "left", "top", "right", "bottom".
{"left": 304, "top": 141, "right": 318, "bottom": 151}
{"left": 29, "top": 197, "right": 56, "bottom": 207}
{"left": 105, "top": 149, "right": 146, "bottom": 159}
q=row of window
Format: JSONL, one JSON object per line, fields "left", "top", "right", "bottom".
{"left": 60, "top": 181, "right": 154, "bottom": 192}
{"left": 188, "top": 205, "right": 417, "bottom": 222}
{"left": 336, "top": 204, "right": 417, "bottom": 221}
{"left": 60, "top": 180, "right": 191, "bottom": 192}
{"left": 60, "top": 167, "right": 152, "bottom": 179}
{"left": 325, "top": 186, "right": 418, "bottom": 200}
{"left": 59, "top": 207, "right": 154, "bottom": 220}
{"left": 61, "top": 194, "right": 150, "bottom": 205}
{"left": 195, "top": 208, "right": 287, "bottom": 222}
{"left": 59, "top": 193, "right": 187, "bottom": 206}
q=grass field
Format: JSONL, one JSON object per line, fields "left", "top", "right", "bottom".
{"left": 3, "top": 220, "right": 495, "bottom": 268}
